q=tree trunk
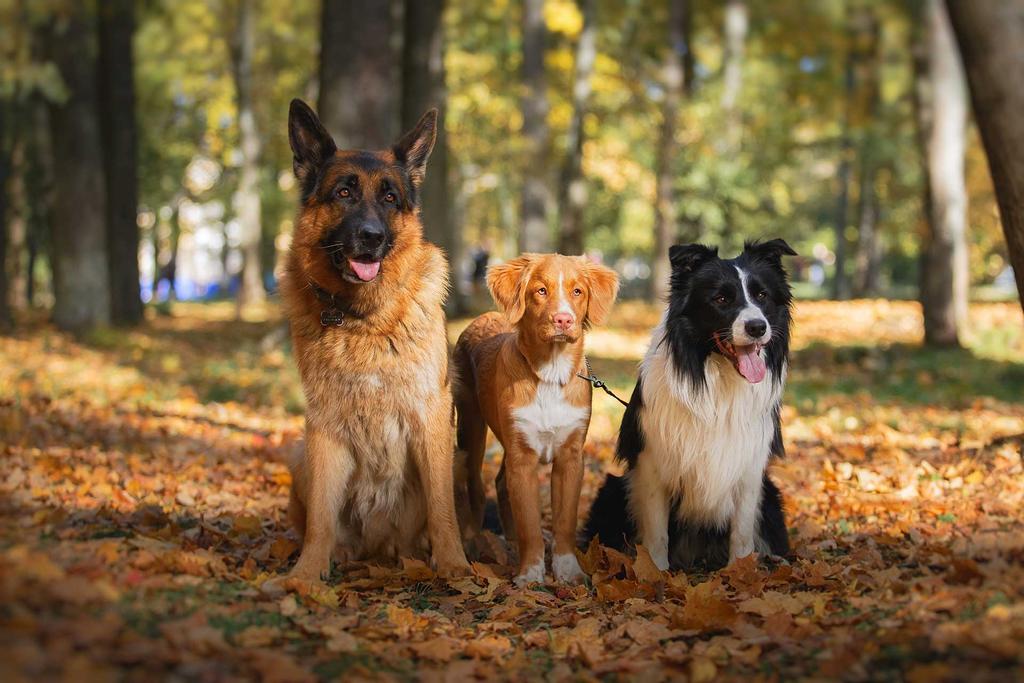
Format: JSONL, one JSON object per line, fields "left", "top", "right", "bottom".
{"left": 915, "top": 0, "right": 968, "bottom": 347}
{"left": 402, "top": 0, "right": 463, "bottom": 313}
{"left": 556, "top": 0, "right": 597, "bottom": 256}
{"left": 853, "top": 9, "right": 882, "bottom": 298}
{"left": 945, "top": 1, "right": 1024, "bottom": 316}
{"left": 832, "top": 22, "right": 855, "bottom": 302}
{"left": 854, "top": 155, "right": 881, "bottom": 297}
{"left": 6, "top": 132, "right": 27, "bottom": 311}
{"left": 319, "top": 0, "right": 400, "bottom": 148}
{"left": 98, "top": 0, "right": 143, "bottom": 325}
{"left": 46, "top": 6, "right": 111, "bottom": 332}
{"left": 24, "top": 96, "right": 52, "bottom": 309}
{"left": 720, "top": 0, "right": 747, "bottom": 153}
{"left": 229, "top": 0, "right": 265, "bottom": 314}
{"left": 0, "top": 101, "right": 11, "bottom": 331}
{"left": 650, "top": 0, "right": 689, "bottom": 301}
{"left": 519, "top": 0, "right": 552, "bottom": 253}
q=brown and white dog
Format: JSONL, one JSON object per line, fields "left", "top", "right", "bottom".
{"left": 453, "top": 254, "right": 619, "bottom": 585}
{"left": 275, "top": 99, "right": 469, "bottom": 583}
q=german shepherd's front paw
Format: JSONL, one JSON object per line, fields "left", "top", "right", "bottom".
{"left": 261, "top": 571, "right": 326, "bottom": 596}
{"left": 281, "top": 555, "right": 331, "bottom": 584}
{"left": 435, "top": 557, "right": 472, "bottom": 579}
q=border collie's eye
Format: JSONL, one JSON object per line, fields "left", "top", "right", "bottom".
{"left": 384, "top": 191, "right": 397, "bottom": 203}
{"left": 537, "top": 287, "right": 547, "bottom": 296}
{"left": 337, "top": 187, "right": 351, "bottom": 199}
{"left": 572, "top": 288, "right": 582, "bottom": 297}
{"left": 756, "top": 290, "right": 768, "bottom": 301}
{"left": 714, "top": 295, "right": 729, "bottom": 305}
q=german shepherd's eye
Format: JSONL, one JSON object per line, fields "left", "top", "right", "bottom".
{"left": 572, "top": 288, "right": 582, "bottom": 297}
{"left": 383, "top": 191, "right": 397, "bottom": 204}
{"left": 337, "top": 187, "right": 351, "bottom": 199}
{"left": 756, "top": 290, "right": 768, "bottom": 301}
{"left": 537, "top": 287, "right": 547, "bottom": 296}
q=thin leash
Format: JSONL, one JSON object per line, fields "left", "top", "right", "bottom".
{"left": 577, "top": 357, "right": 629, "bottom": 408}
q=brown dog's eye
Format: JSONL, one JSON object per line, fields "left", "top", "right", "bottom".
{"left": 338, "top": 187, "right": 351, "bottom": 199}
{"left": 384, "top": 191, "right": 397, "bottom": 203}
{"left": 537, "top": 287, "right": 547, "bottom": 296}
{"left": 756, "top": 290, "right": 768, "bottom": 301}
{"left": 573, "top": 288, "right": 582, "bottom": 297}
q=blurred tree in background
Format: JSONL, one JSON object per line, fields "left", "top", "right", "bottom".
{"left": 98, "top": 0, "right": 143, "bottom": 326}
{"left": 947, "top": 1, "right": 1024, "bottom": 318}
{"left": 0, "top": 0, "right": 1021, "bottom": 337}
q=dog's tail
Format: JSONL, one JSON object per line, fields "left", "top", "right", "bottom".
{"left": 581, "top": 474, "right": 635, "bottom": 551}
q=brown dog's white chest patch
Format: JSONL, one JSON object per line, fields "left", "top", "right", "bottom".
{"left": 513, "top": 355, "right": 588, "bottom": 464}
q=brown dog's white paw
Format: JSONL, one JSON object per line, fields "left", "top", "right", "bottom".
{"left": 513, "top": 560, "right": 546, "bottom": 587}
{"left": 552, "top": 553, "right": 586, "bottom": 584}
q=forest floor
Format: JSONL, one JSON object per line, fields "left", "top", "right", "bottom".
{"left": 2, "top": 299, "right": 1024, "bottom": 682}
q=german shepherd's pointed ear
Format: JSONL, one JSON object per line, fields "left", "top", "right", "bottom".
{"left": 580, "top": 258, "right": 620, "bottom": 327}
{"left": 487, "top": 254, "right": 538, "bottom": 324}
{"left": 289, "top": 99, "right": 337, "bottom": 200}
{"left": 393, "top": 109, "right": 438, "bottom": 191}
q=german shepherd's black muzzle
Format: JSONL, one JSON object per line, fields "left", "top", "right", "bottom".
{"left": 321, "top": 210, "right": 392, "bottom": 283}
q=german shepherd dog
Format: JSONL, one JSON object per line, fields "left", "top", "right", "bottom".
{"left": 276, "top": 99, "right": 469, "bottom": 582}
{"left": 584, "top": 240, "right": 794, "bottom": 571}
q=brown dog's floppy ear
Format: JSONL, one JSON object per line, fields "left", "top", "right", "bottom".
{"left": 581, "top": 259, "right": 620, "bottom": 327}
{"left": 393, "top": 109, "right": 438, "bottom": 191}
{"left": 487, "top": 255, "right": 537, "bottom": 324}
{"left": 288, "top": 99, "right": 336, "bottom": 200}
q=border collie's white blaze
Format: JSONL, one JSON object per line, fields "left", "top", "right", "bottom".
{"left": 584, "top": 239, "right": 796, "bottom": 571}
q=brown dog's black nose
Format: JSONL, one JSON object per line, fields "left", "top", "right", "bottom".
{"left": 744, "top": 319, "right": 767, "bottom": 338}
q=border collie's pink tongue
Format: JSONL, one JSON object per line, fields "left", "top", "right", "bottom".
{"left": 735, "top": 345, "right": 766, "bottom": 384}
{"left": 348, "top": 259, "right": 381, "bottom": 282}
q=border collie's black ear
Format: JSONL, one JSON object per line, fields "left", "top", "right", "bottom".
{"left": 745, "top": 239, "right": 797, "bottom": 265}
{"left": 669, "top": 243, "right": 718, "bottom": 274}
{"left": 289, "top": 99, "right": 336, "bottom": 199}
{"left": 393, "top": 109, "right": 438, "bottom": 191}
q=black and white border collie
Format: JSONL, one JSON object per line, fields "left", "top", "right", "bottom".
{"left": 584, "top": 239, "right": 795, "bottom": 571}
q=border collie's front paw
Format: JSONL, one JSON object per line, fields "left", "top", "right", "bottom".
{"left": 650, "top": 549, "right": 670, "bottom": 572}
{"left": 728, "top": 541, "right": 755, "bottom": 565}
{"left": 552, "top": 553, "right": 585, "bottom": 584}
{"left": 513, "top": 559, "right": 546, "bottom": 587}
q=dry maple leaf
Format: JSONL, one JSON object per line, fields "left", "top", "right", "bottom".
{"left": 674, "top": 578, "right": 740, "bottom": 630}
{"left": 633, "top": 545, "right": 666, "bottom": 583}
{"left": 410, "top": 636, "right": 462, "bottom": 662}
{"left": 464, "top": 634, "right": 513, "bottom": 659}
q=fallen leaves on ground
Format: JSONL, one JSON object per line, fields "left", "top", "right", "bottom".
{"left": 1, "top": 300, "right": 1023, "bottom": 681}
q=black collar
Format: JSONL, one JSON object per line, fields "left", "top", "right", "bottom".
{"left": 309, "top": 280, "right": 361, "bottom": 327}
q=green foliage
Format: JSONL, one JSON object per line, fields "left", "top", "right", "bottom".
{"left": 120, "top": 0, "right": 1009, "bottom": 292}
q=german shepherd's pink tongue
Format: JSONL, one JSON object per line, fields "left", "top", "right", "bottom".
{"left": 349, "top": 259, "right": 381, "bottom": 282}
{"left": 735, "top": 345, "right": 766, "bottom": 384}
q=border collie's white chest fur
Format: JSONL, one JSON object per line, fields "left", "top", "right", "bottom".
{"left": 638, "top": 320, "right": 784, "bottom": 525}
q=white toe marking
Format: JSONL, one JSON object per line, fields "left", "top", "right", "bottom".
{"left": 552, "top": 553, "right": 585, "bottom": 583}
{"left": 514, "top": 560, "right": 546, "bottom": 587}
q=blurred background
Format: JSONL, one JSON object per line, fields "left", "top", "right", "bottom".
{"left": 0, "top": 0, "right": 1022, "bottom": 347}
{"left": 2, "top": 7, "right": 1024, "bottom": 677}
